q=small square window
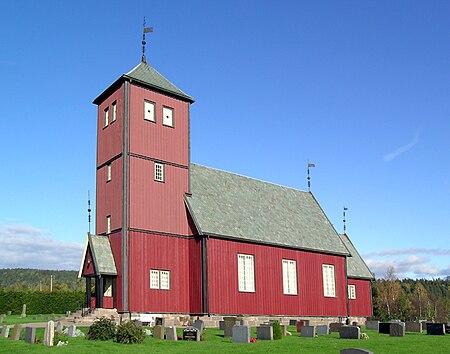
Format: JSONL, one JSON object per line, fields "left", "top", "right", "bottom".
{"left": 154, "top": 162, "right": 164, "bottom": 182}
{"left": 348, "top": 284, "right": 356, "bottom": 299}
{"left": 104, "top": 107, "right": 109, "bottom": 127}
{"left": 150, "top": 269, "right": 170, "bottom": 290}
{"left": 106, "top": 215, "right": 111, "bottom": 234}
{"left": 162, "top": 106, "right": 174, "bottom": 127}
{"left": 111, "top": 101, "right": 117, "bottom": 122}
{"left": 107, "top": 164, "right": 112, "bottom": 182}
{"left": 144, "top": 100, "right": 156, "bottom": 122}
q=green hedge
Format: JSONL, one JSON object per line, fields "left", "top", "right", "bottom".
{"left": 0, "top": 290, "right": 85, "bottom": 314}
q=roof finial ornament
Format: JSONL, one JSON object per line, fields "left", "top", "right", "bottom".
{"left": 307, "top": 160, "right": 315, "bottom": 192}
{"left": 141, "top": 17, "right": 153, "bottom": 63}
{"left": 87, "top": 190, "right": 92, "bottom": 235}
{"left": 343, "top": 206, "right": 348, "bottom": 234}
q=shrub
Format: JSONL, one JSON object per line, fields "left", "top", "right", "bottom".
{"left": 272, "top": 320, "right": 283, "bottom": 340}
{"left": 53, "top": 332, "right": 69, "bottom": 346}
{"left": 87, "top": 318, "right": 116, "bottom": 341}
{"left": 116, "top": 321, "right": 145, "bottom": 344}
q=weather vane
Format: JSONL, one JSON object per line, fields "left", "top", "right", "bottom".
{"left": 88, "top": 190, "right": 92, "bottom": 235}
{"left": 307, "top": 161, "right": 315, "bottom": 192}
{"left": 141, "top": 17, "right": 153, "bottom": 63}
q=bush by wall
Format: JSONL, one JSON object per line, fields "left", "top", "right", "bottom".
{"left": 272, "top": 320, "right": 283, "bottom": 340}
{"left": 0, "top": 290, "right": 85, "bottom": 314}
{"left": 116, "top": 321, "right": 145, "bottom": 344}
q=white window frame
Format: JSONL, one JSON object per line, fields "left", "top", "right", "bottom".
{"left": 144, "top": 100, "right": 156, "bottom": 122}
{"left": 322, "top": 264, "right": 336, "bottom": 297}
{"left": 111, "top": 101, "right": 117, "bottom": 122}
{"left": 150, "top": 269, "right": 170, "bottom": 290}
{"left": 162, "top": 106, "right": 174, "bottom": 127}
{"left": 238, "top": 254, "right": 255, "bottom": 292}
{"left": 103, "top": 106, "right": 109, "bottom": 127}
{"left": 154, "top": 162, "right": 164, "bottom": 182}
{"left": 106, "top": 215, "right": 111, "bottom": 234}
{"left": 107, "top": 163, "right": 112, "bottom": 182}
{"left": 348, "top": 284, "right": 356, "bottom": 299}
{"left": 282, "top": 259, "right": 298, "bottom": 295}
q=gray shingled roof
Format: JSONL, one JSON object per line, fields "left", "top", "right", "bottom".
{"left": 124, "top": 62, "right": 194, "bottom": 102}
{"left": 89, "top": 235, "right": 117, "bottom": 275}
{"left": 339, "top": 234, "right": 373, "bottom": 279}
{"left": 185, "top": 164, "right": 350, "bottom": 256}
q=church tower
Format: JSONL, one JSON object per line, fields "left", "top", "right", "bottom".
{"left": 92, "top": 44, "right": 201, "bottom": 313}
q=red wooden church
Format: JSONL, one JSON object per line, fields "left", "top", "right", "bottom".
{"left": 79, "top": 51, "right": 373, "bottom": 322}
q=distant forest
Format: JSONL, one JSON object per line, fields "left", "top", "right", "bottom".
{"left": 0, "top": 268, "right": 84, "bottom": 291}
{"left": 0, "top": 267, "right": 448, "bottom": 322}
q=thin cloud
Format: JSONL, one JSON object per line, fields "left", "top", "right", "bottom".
{"left": 0, "top": 224, "right": 84, "bottom": 270}
{"left": 383, "top": 129, "right": 420, "bottom": 162}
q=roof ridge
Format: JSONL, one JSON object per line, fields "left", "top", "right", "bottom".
{"left": 191, "top": 163, "right": 308, "bottom": 194}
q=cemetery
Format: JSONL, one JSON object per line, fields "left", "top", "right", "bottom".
{"left": 0, "top": 313, "right": 449, "bottom": 353}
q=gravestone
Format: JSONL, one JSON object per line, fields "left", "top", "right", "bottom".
{"left": 341, "top": 349, "right": 374, "bottom": 354}
{"left": 426, "top": 323, "right": 445, "bottom": 335}
{"left": 219, "top": 321, "right": 225, "bottom": 330}
{"left": 66, "top": 311, "right": 71, "bottom": 317}
{"left": 378, "top": 322, "right": 391, "bottom": 334}
{"left": 256, "top": 325, "right": 273, "bottom": 340}
{"left": 25, "top": 327, "right": 36, "bottom": 344}
{"left": 281, "top": 324, "right": 287, "bottom": 336}
{"left": 20, "top": 304, "right": 27, "bottom": 318}
{"left": 183, "top": 327, "right": 199, "bottom": 341}
{"left": 405, "top": 322, "right": 421, "bottom": 333}
{"left": 232, "top": 325, "right": 250, "bottom": 343}
{"left": 38, "top": 314, "right": 42, "bottom": 318}
{"left": 55, "top": 321, "right": 63, "bottom": 333}
{"left": 224, "top": 317, "right": 238, "bottom": 338}
{"left": 193, "top": 319, "right": 204, "bottom": 336}
{"left": 1, "top": 326, "right": 10, "bottom": 338}
{"left": 67, "top": 325, "right": 77, "bottom": 338}
{"left": 7, "top": 311, "right": 12, "bottom": 316}
{"left": 339, "top": 326, "right": 360, "bottom": 339}
{"left": 365, "top": 320, "right": 379, "bottom": 331}
{"left": 301, "top": 325, "right": 316, "bottom": 338}
{"left": 11, "top": 324, "right": 22, "bottom": 340}
{"left": 316, "top": 325, "right": 329, "bottom": 335}
{"left": 33, "top": 316, "right": 37, "bottom": 320}
{"left": 44, "top": 321, "right": 55, "bottom": 347}
{"left": 153, "top": 325, "right": 164, "bottom": 339}
{"left": 51, "top": 314, "right": 56, "bottom": 321}
{"left": 0, "top": 315, "right": 3, "bottom": 323}
{"left": 390, "top": 323, "right": 405, "bottom": 336}
{"left": 165, "top": 326, "right": 177, "bottom": 341}
{"left": 330, "top": 322, "right": 344, "bottom": 333}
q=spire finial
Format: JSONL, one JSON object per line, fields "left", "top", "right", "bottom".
{"left": 343, "top": 206, "right": 348, "bottom": 233}
{"left": 142, "top": 17, "right": 153, "bottom": 63}
{"left": 88, "top": 190, "right": 92, "bottom": 235}
{"left": 307, "top": 160, "right": 315, "bottom": 192}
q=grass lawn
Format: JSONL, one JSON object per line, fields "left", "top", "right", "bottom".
{"left": 0, "top": 314, "right": 64, "bottom": 326}
{"left": 0, "top": 325, "right": 449, "bottom": 353}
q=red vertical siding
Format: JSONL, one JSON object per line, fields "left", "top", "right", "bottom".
{"left": 128, "top": 85, "right": 189, "bottom": 167}
{"left": 348, "top": 278, "right": 373, "bottom": 317}
{"left": 96, "top": 158, "right": 123, "bottom": 235}
{"left": 128, "top": 231, "right": 196, "bottom": 313}
{"left": 207, "top": 238, "right": 347, "bottom": 316}
{"left": 109, "top": 232, "right": 123, "bottom": 311}
{"left": 96, "top": 85, "right": 124, "bottom": 167}
{"left": 189, "top": 236, "right": 202, "bottom": 313}
{"left": 128, "top": 157, "right": 190, "bottom": 235}
{"left": 82, "top": 247, "right": 95, "bottom": 276}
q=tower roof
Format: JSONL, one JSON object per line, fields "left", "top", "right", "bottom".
{"left": 339, "top": 233, "right": 374, "bottom": 279}
{"left": 93, "top": 61, "right": 194, "bottom": 105}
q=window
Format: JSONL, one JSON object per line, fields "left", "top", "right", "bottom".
{"left": 348, "top": 284, "right": 356, "bottom": 299}
{"left": 238, "top": 254, "right": 255, "bottom": 292}
{"left": 103, "top": 277, "right": 112, "bottom": 297}
{"left": 106, "top": 215, "right": 111, "bottom": 234}
{"left": 282, "top": 259, "right": 298, "bottom": 295}
{"left": 104, "top": 107, "right": 109, "bottom": 127}
{"left": 107, "top": 163, "right": 112, "bottom": 182}
{"left": 144, "top": 100, "right": 155, "bottom": 122}
{"left": 154, "top": 162, "right": 164, "bottom": 182}
{"left": 162, "top": 106, "right": 174, "bottom": 127}
{"left": 322, "top": 264, "right": 336, "bottom": 297}
{"left": 111, "top": 101, "right": 117, "bottom": 122}
{"left": 150, "top": 269, "right": 170, "bottom": 290}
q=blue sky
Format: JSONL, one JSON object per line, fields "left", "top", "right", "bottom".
{"left": 1, "top": 1, "right": 449, "bottom": 279}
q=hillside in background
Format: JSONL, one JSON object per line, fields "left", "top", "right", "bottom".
{"left": 0, "top": 268, "right": 84, "bottom": 291}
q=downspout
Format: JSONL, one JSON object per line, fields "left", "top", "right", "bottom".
{"left": 122, "top": 80, "right": 130, "bottom": 312}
